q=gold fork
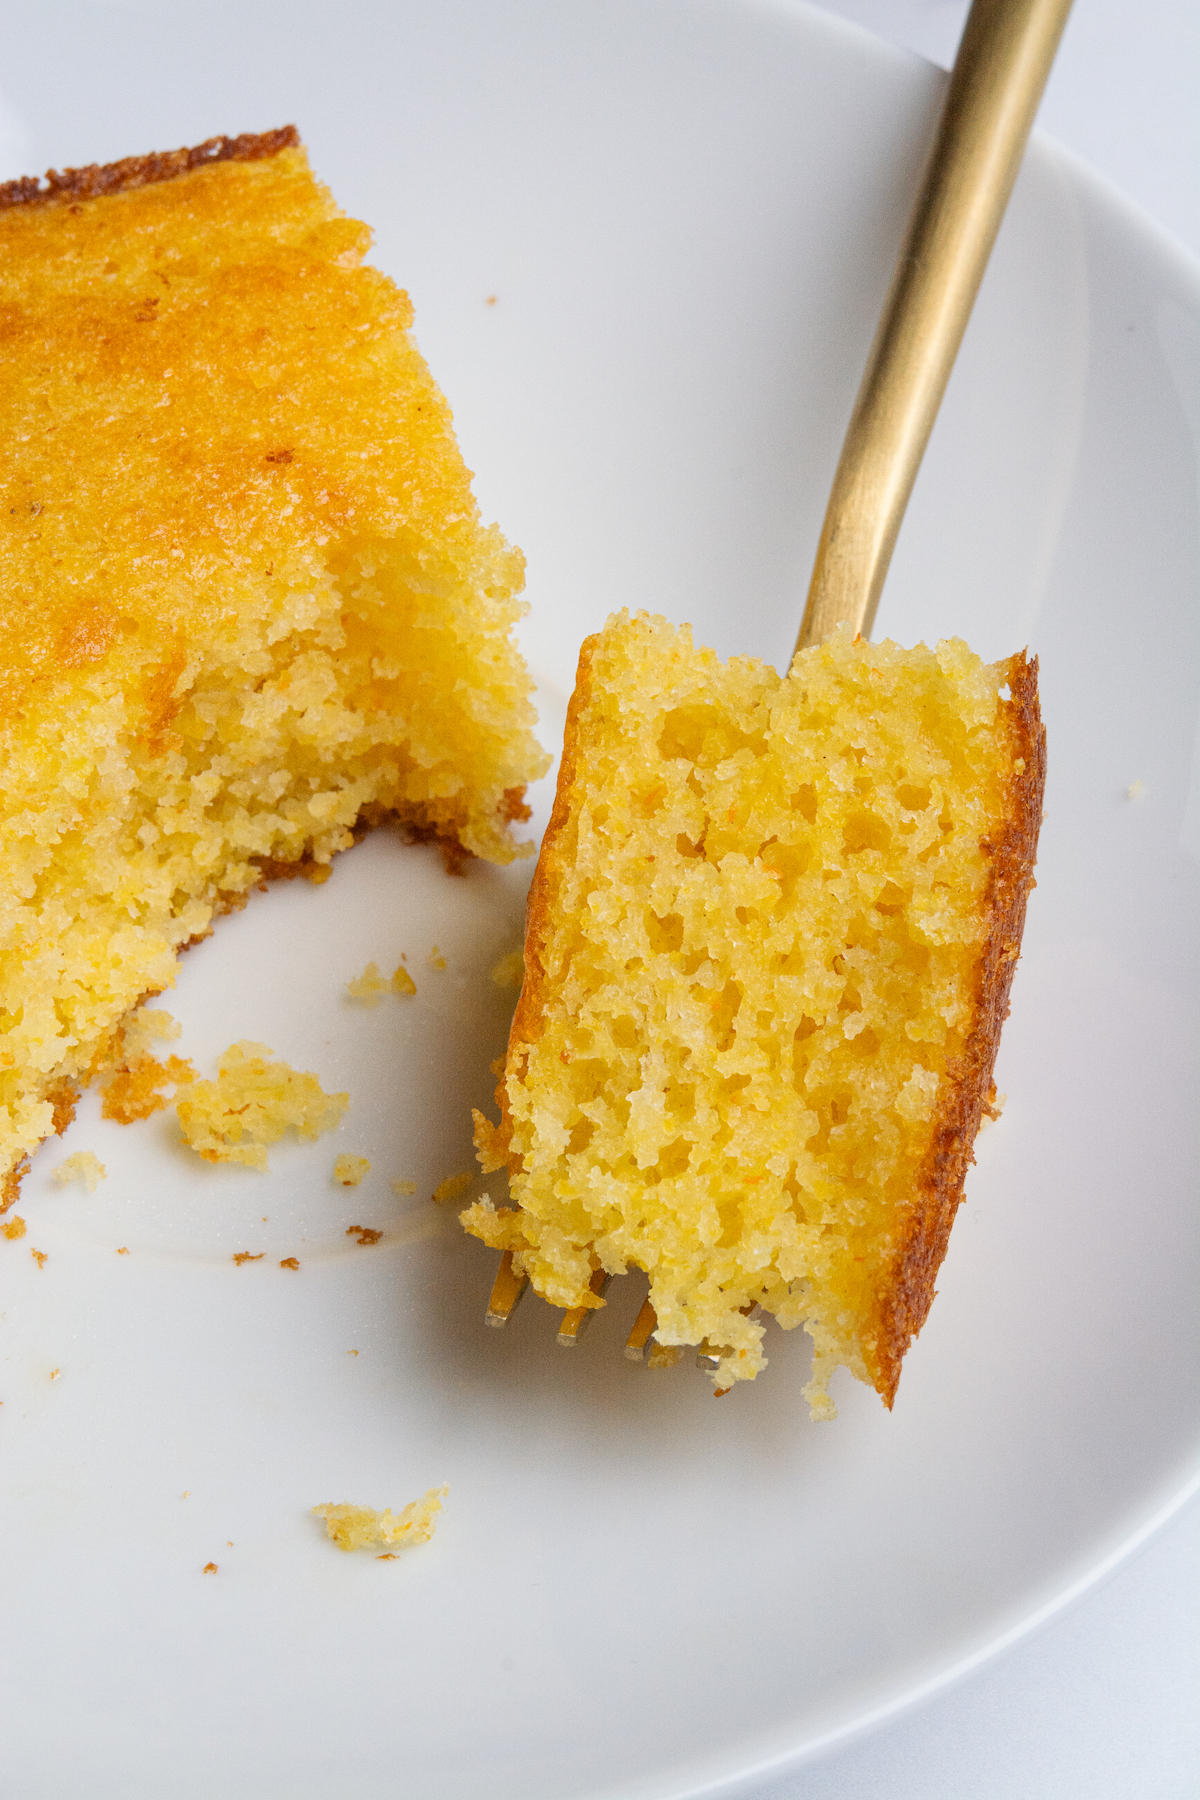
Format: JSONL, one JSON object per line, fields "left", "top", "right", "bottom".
{"left": 483, "top": 0, "right": 1074, "bottom": 1372}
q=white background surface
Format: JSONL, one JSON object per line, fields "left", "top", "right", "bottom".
{"left": 769, "top": 12, "right": 1200, "bottom": 1800}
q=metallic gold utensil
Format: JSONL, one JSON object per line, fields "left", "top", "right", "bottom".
{"left": 797, "top": 0, "right": 1074, "bottom": 654}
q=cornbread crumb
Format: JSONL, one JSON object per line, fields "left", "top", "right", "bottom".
{"left": 2, "top": 1216, "right": 26, "bottom": 1240}
{"left": 429, "top": 946, "right": 447, "bottom": 972}
{"left": 978, "top": 1088, "right": 1007, "bottom": 1131}
{"left": 391, "top": 1177, "right": 418, "bottom": 1196}
{"left": 347, "top": 963, "right": 389, "bottom": 1006}
{"left": 232, "top": 1251, "right": 265, "bottom": 1266}
{"left": 346, "top": 1225, "right": 382, "bottom": 1246}
{"left": 176, "top": 1042, "right": 347, "bottom": 1171}
{"left": 468, "top": 612, "right": 1044, "bottom": 1414}
{"left": 312, "top": 1485, "right": 447, "bottom": 1552}
{"left": 116, "top": 1245, "right": 130, "bottom": 1255}
{"left": 279, "top": 1256, "right": 300, "bottom": 1270}
{"left": 101, "top": 1054, "right": 196, "bottom": 1124}
{"left": 52, "top": 1151, "right": 106, "bottom": 1193}
{"left": 1125, "top": 779, "right": 1146, "bottom": 799}
{"left": 0, "top": 130, "right": 549, "bottom": 1203}
{"left": 49, "top": 1367, "right": 60, "bottom": 1380}
{"left": 203, "top": 1563, "right": 218, "bottom": 1575}
{"left": 433, "top": 1172, "right": 473, "bottom": 1206}
{"left": 333, "top": 1154, "right": 370, "bottom": 1188}
{"left": 491, "top": 950, "right": 525, "bottom": 989}
{"left": 391, "top": 966, "right": 417, "bottom": 997}
{"left": 31, "top": 1249, "right": 47, "bottom": 1268}
{"left": 120, "top": 1009, "right": 183, "bottom": 1057}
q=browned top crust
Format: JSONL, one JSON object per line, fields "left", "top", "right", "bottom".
{"left": 871, "top": 650, "right": 1046, "bottom": 1406}
{"left": 487, "top": 630, "right": 601, "bottom": 1164}
{"left": 0, "top": 125, "right": 300, "bottom": 212}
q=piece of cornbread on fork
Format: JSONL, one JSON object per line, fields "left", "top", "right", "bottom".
{"left": 465, "top": 611, "right": 1042, "bottom": 1415}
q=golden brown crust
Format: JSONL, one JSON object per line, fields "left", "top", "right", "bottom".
{"left": 0, "top": 126, "right": 300, "bottom": 212}
{"left": 871, "top": 651, "right": 1046, "bottom": 1405}
{"left": 1, "top": 1159, "right": 28, "bottom": 1216}
{"left": 486, "top": 634, "right": 599, "bottom": 1166}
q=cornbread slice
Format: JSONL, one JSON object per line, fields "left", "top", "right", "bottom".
{"left": 465, "top": 612, "right": 1044, "bottom": 1415}
{"left": 0, "top": 129, "right": 548, "bottom": 1203}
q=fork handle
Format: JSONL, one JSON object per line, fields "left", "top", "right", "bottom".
{"left": 795, "top": 0, "right": 1074, "bottom": 657}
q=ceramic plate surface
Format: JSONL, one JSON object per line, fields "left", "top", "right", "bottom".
{"left": 2, "top": 4, "right": 1198, "bottom": 1797}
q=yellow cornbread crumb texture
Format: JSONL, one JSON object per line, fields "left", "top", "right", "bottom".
{"left": 433, "top": 1171, "right": 473, "bottom": 1205}
{"left": 466, "top": 613, "right": 1041, "bottom": 1415}
{"left": 99, "top": 1005, "right": 195, "bottom": 1122}
{"left": 176, "top": 1041, "right": 346, "bottom": 1171}
{"left": 102, "top": 1054, "right": 196, "bottom": 1123}
{"left": 347, "top": 961, "right": 416, "bottom": 1003}
{"left": 333, "top": 1154, "right": 370, "bottom": 1187}
{"left": 347, "top": 962, "right": 390, "bottom": 1005}
{"left": 313, "top": 1486, "right": 447, "bottom": 1552}
{"left": 52, "top": 1150, "right": 106, "bottom": 1192}
{"left": 0, "top": 140, "right": 548, "bottom": 1200}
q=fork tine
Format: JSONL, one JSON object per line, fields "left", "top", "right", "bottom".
{"left": 485, "top": 1255, "right": 747, "bottom": 1389}
{"left": 624, "top": 1296, "right": 658, "bottom": 1361}
{"left": 485, "top": 1249, "right": 528, "bottom": 1327}
{"left": 557, "top": 1268, "right": 610, "bottom": 1345}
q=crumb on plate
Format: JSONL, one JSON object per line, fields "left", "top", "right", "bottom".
{"left": 312, "top": 1485, "right": 448, "bottom": 1552}
{"left": 233, "top": 1251, "right": 265, "bottom": 1266}
{"left": 490, "top": 949, "right": 524, "bottom": 989}
{"left": 347, "top": 961, "right": 389, "bottom": 1006}
{"left": 2, "top": 1215, "right": 26, "bottom": 1240}
{"left": 391, "top": 1177, "right": 417, "bottom": 1196}
{"left": 433, "top": 1171, "right": 473, "bottom": 1206}
{"left": 333, "top": 1154, "right": 370, "bottom": 1188}
{"left": 279, "top": 1256, "right": 300, "bottom": 1270}
{"left": 52, "top": 1151, "right": 106, "bottom": 1192}
{"left": 346, "top": 1225, "right": 382, "bottom": 1246}
{"left": 176, "top": 1042, "right": 347, "bottom": 1171}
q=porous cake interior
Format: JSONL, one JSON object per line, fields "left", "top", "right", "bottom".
{"left": 0, "top": 134, "right": 548, "bottom": 1197}
{"left": 467, "top": 612, "right": 1042, "bottom": 1414}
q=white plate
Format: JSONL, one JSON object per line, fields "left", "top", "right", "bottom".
{"left": 2, "top": 4, "right": 1198, "bottom": 1796}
